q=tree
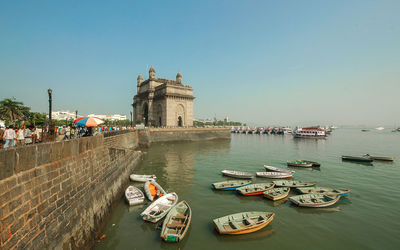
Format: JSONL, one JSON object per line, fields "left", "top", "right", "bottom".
{"left": 0, "top": 98, "right": 30, "bottom": 125}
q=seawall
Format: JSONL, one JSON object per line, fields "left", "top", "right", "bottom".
{"left": 0, "top": 128, "right": 230, "bottom": 249}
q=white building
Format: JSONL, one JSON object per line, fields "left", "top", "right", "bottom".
{"left": 51, "top": 111, "right": 78, "bottom": 120}
{"left": 87, "top": 114, "right": 127, "bottom": 121}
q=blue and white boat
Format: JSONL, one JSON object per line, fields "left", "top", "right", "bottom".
{"left": 212, "top": 180, "right": 252, "bottom": 191}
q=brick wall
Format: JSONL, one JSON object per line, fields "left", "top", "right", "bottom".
{"left": 0, "top": 132, "right": 142, "bottom": 249}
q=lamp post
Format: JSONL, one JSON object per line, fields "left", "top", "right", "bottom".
{"left": 48, "top": 89, "right": 53, "bottom": 135}
{"left": 130, "top": 111, "right": 133, "bottom": 127}
{"left": 75, "top": 110, "right": 78, "bottom": 119}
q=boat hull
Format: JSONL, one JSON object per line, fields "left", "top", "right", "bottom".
{"left": 213, "top": 183, "right": 251, "bottom": 191}
{"left": 289, "top": 194, "right": 340, "bottom": 208}
{"left": 263, "top": 188, "right": 290, "bottom": 201}
{"left": 342, "top": 156, "right": 373, "bottom": 162}
{"left": 213, "top": 212, "right": 274, "bottom": 235}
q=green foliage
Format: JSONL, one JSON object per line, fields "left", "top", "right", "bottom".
{"left": 0, "top": 98, "right": 30, "bottom": 125}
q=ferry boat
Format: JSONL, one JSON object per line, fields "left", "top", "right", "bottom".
{"left": 293, "top": 127, "right": 326, "bottom": 138}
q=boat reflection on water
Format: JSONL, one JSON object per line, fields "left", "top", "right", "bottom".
{"left": 214, "top": 227, "right": 275, "bottom": 242}
{"left": 341, "top": 159, "right": 373, "bottom": 166}
{"left": 271, "top": 197, "right": 290, "bottom": 207}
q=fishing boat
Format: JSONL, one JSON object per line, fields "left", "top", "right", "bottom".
{"left": 341, "top": 155, "right": 373, "bottom": 163}
{"left": 299, "top": 160, "right": 321, "bottom": 167}
{"left": 144, "top": 180, "right": 167, "bottom": 201}
{"left": 125, "top": 186, "right": 145, "bottom": 206}
{"left": 212, "top": 180, "right": 252, "bottom": 190}
{"left": 287, "top": 160, "right": 313, "bottom": 168}
{"left": 221, "top": 170, "right": 253, "bottom": 179}
{"left": 263, "top": 165, "right": 293, "bottom": 173}
{"left": 363, "top": 154, "right": 394, "bottom": 162}
{"left": 236, "top": 183, "right": 275, "bottom": 196}
{"left": 263, "top": 187, "right": 290, "bottom": 201}
{"left": 160, "top": 200, "right": 191, "bottom": 242}
{"left": 296, "top": 187, "right": 351, "bottom": 197}
{"left": 141, "top": 192, "right": 179, "bottom": 223}
{"left": 256, "top": 171, "right": 294, "bottom": 179}
{"left": 130, "top": 174, "right": 156, "bottom": 182}
{"left": 289, "top": 194, "right": 340, "bottom": 208}
{"left": 273, "top": 180, "right": 317, "bottom": 188}
{"left": 213, "top": 211, "right": 275, "bottom": 235}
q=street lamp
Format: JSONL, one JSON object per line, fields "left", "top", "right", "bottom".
{"left": 75, "top": 110, "right": 78, "bottom": 119}
{"left": 48, "top": 89, "right": 52, "bottom": 121}
{"left": 130, "top": 111, "right": 133, "bottom": 127}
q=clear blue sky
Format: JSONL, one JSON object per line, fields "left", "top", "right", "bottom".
{"left": 1, "top": 0, "right": 399, "bottom": 126}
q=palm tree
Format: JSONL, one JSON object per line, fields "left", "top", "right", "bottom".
{"left": 0, "top": 98, "right": 30, "bottom": 125}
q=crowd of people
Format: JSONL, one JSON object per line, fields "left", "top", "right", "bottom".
{"left": 1, "top": 124, "right": 134, "bottom": 149}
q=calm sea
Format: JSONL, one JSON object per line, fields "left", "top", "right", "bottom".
{"left": 94, "top": 128, "right": 400, "bottom": 250}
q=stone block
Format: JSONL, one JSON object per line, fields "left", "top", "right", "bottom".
{"left": 36, "top": 143, "right": 52, "bottom": 166}
{"left": 0, "top": 148, "right": 16, "bottom": 180}
{"left": 15, "top": 145, "right": 37, "bottom": 174}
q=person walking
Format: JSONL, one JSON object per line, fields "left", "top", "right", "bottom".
{"left": 16, "top": 126, "right": 25, "bottom": 146}
{"left": 65, "top": 126, "right": 71, "bottom": 140}
{"left": 0, "top": 125, "right": 5, "bottom": 148}
{"left": 3, "top": 125, "right": 17, "bottom": 148}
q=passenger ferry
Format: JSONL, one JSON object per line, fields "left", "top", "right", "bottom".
{"left": 293, "top": 127, "right": 326, "bottom": 138}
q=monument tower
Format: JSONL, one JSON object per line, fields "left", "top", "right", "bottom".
{"left": 132, "top": 66, "right": 194, "bottom": 127}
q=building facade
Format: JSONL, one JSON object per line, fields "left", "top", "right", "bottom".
{"left": 133, "top": 66, "right": 194, "bottom": 127}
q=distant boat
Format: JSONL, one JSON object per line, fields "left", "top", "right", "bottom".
{"left": 263, "top": 165, "right": 293, "bottom": 173}
{"left": 292, "top": 127, "right": 327, "bottom": 139}
{"left": 125, "top": 186, "right": 145, "bottom": 206}
{"left": 236, "top": 183, "right": 275, "bottom": 196}
{"left": 296, "top": 187, "right": 351, "bottom": 197}
{"left": 299, "top": 160, "right": 321, "bottom": 167}
{"left": 130, "top": 174, "right": 156, "bottom": 182}
{"left": 212, "top": 180, "right": 252, "bottom": 190}
{"left": 361, "top": 129, "right": 370, "bottom": 132}
{"left": 341, "top": 155, "right": 373, "bottom": 163}
{"left": 160, "top": 200, "right": 192, "bottom": 242}
{"left": 141, "top": 192, "right": 178, "bottom": 223}
{"left": 256, "top": 171, "right": 294, "bottom": 179}
{"left": 375, "top": 127, "right": 384, "bottom": 130}
{"left": 263, "top": 187, "right": 290, "bottom": 201}
{"left": 221, "top": 170, "right": 254, "bottom": 179}
{"left": 287, "top": 160, "right": 313, "bottom": 168}
{"left": 273, "top": 180, "right": 317, "bottom": 188}
{"left": 363, "top": 154, "right": 394, "bottom": 162}
{"left": 290, "top": 194, "right": 340, "bottom": 208}
{"left": 213, "top": 211, "right": 275, "bottom": 235}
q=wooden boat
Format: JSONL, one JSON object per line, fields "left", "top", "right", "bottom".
{"left": 263, "top": 187, "right": 290, "bottom": 201}
{"left": 125, "top": 186, "right": 145, "bottom": 206}
{"left": 160, "top": 200, "right": 191, "bottom": 242}
{"left": 213, "top": 211, "right": 274, "bottom": 235}
{"left": 361, "top": 129, "right": 370, "bottom": 132}
{"left": 363, "top": 154, "right": 394, "bottom": 162}
{"left": 130, "top": 174, "right": 156, "bottom": 182}
{"left": 287, "top": 160, "right": 313, "bottom": 168}
{"left": 221, "top": 170, "right": 253, "bottom": 179}
{"left": 300, "top": 160, "right": 321, "bottom": 167}
{"left": 144, "top": 180, "right": 167, "bottom": 201}
{"left": 263, "top": 165, "right": 293, "bottom": 173}
{"left": 273, "top": 180, "right": 317, "bottom": 188}
{"left": 341, "top": 155, "right": 373, "bottom": 163}
{"left": 212, "top": 180, "right": 252, "bottom": 190}
{"left": 236, "top": 183, "right": 275, "bottom": 196}
{"left": 141, "top": 192, "right": 178, "bottom": 223}
{"left": 296, "top": 187, "right": 351, "bottom": 197}
{"left": 256, "top": 171, "right": 293, "bottom": 179}
{"left": 289, "top": 194, "right": 340, "bottom": 208}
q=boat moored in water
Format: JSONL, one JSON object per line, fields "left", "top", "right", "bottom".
{"left": 296, "top": 187, "right": 351, "bottom": 197}
{"left": 287, "top": 160, "right": 313, "bottom": 168}
{"left": 221, "top": 170, "right": 254, "bottom": 179}
{"left": 290, "top": 194, "right": 340, "bottom": 208}
{"left": 364, "top": 154, "right": 394, "bottom": 162}
{"left": 160, "top": 200, "right": 192, "bottom": 242}
{"left": 263, "top": 187, "right": 290, "bottom": 201}
{"left": 130, "top": 174, "right": 156, "bottom": 182}
{"left": 141, "top": 192, "right": 179, "bottom": 223}
{"left": 212, "top": 180, "right": 252, "bottom": 190}
{"left": 144, "top": 180, "right": 167, "bottom": 201}
{"left": 236, "top": 183, "right": 275, "bottom": 195}
{"left": 293, "top": 127, "right": 327, "bottom": 139}
{"left": 125, "top": 186, "right": 145, "bottom": 206}
{"left": 263, "top": 165, "right": 293, "bottom": 173}
{"left": 256, "top": 171, "right": 294, "bottom": 179}
{"left": 341, "top": 155, "right": 373, "bottom": 163}
{"left": 273, "top": 180, "right": 317, "bottom": 188}
{"left": 299, "top": 160, "right": 321, "bottom": 167}
{"left": 213, "top": 211, "right": 275, "bottom": 235}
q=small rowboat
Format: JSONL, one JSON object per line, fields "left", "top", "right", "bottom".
{"left": 141, "top": 192, "right": 178, "bottom": 223}
{"left": 290, "top": 194, "right": 340, "bottom": 208}
{"left": 125, "top": 186, "right": 145, "bottom": 206}
{"left": 212, "top": 180, "right": 252, "bottom": 190}
{"left": 130, "top": 174, "right": 156, "bottom": 182}
{"left": 256, "top": 171, "right": 294, "bottom": 179}
{"left": 263, "top": 165, "right": 293, "bottom": 173}
{"left": 273, "top": 180, "right": 317, "bottom": 188}
{"left": 364, "top": 154, "right": 394, "bottom": 162}
{"left": 213, "top": 211, "right": 274, "bottom": 235}
{"left": 296, "top": 187, "right": 350, "bottom": 197}
{"left": 144, "top": 180, "right": 167, "bottom": 201}
{"left": 342, "top": 155, "right": 373, "bottom": 162}
{"left": 287, "top": 160, "right": 313, "bottom": 168}
{"left": 299, "top": 160, "right": 321, "bottom": 167}
{"left": 263, "top": 187, "right": 290, "bottom": 201}
{"left": 236, "top": 183, "right": 275, "bottom": 196}
{"left": 221, "top": 170, "right": 253, "bottom": 179}
{"left": 161, "top": 200, "right": 191, "bottom": 242}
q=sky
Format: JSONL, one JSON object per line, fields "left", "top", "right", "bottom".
{"left": 0, "top": 0, "right": 399, "bottom": 126}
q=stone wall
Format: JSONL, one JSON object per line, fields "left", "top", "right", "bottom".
{"left": 0, "top": 132, "right": 142, "bottom": 249}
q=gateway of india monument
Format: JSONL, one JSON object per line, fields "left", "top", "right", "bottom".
{"left": 132, "top": 66, "right": 194, "bottom": 127}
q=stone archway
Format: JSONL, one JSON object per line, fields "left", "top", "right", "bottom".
{"left": 176, "top": 104, "right": 185, "bottom": 127}
{"left": 178, "top": 116, "right": 183, "bottom": 127}
{"left": 156, "top": 104, "right": 163, "bottom": 127}
{"left": 142, "top": 103, "right": 149, "bottom": 126}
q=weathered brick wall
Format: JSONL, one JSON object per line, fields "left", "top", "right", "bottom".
{"left": 0, "top": 132, "right": 142, "bottom": 249}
